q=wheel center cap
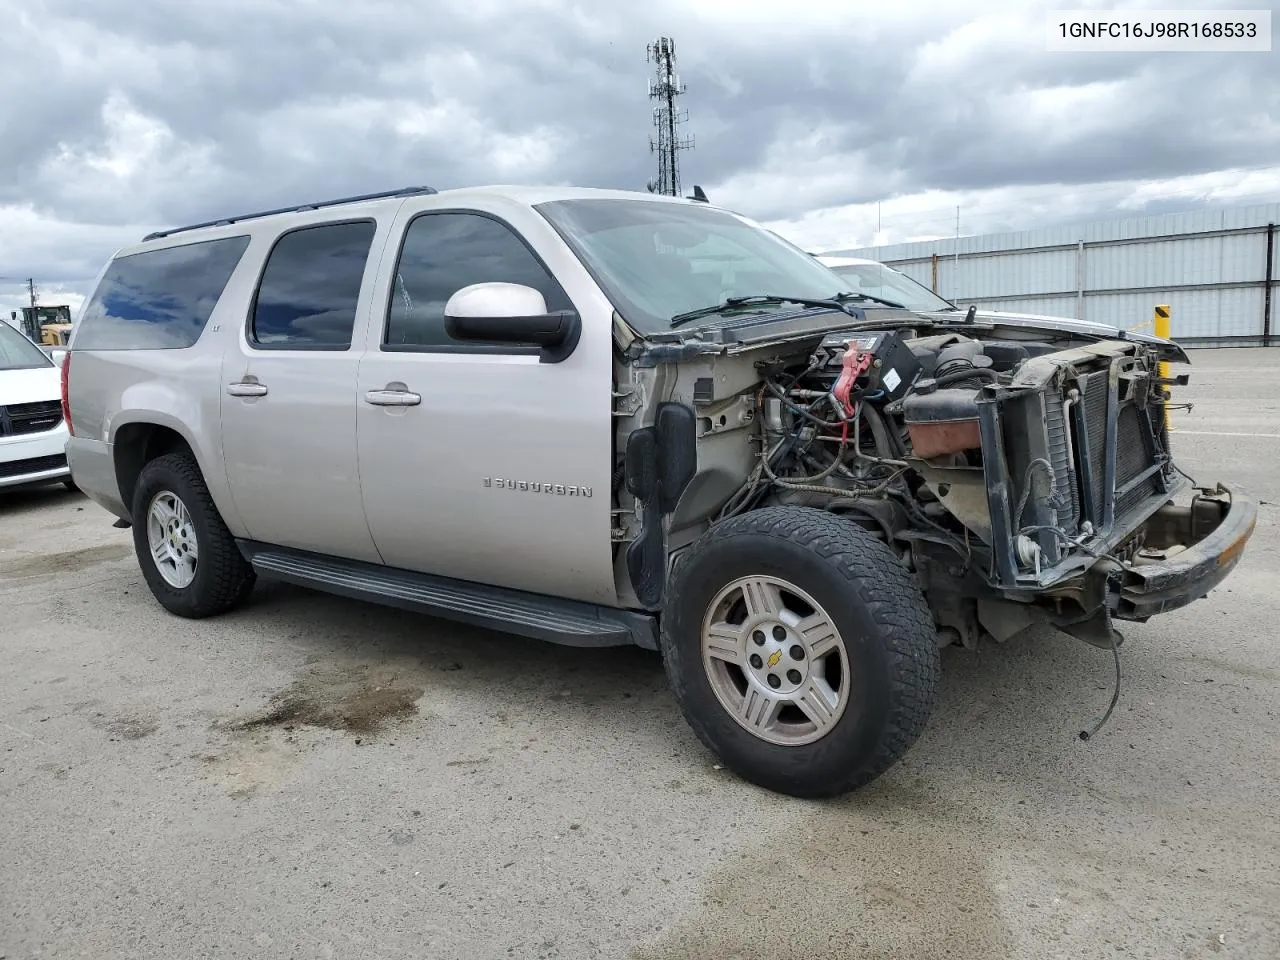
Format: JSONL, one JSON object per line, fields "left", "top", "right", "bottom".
{"left": 747, "top": 621, "right": 808, "bottom": 694}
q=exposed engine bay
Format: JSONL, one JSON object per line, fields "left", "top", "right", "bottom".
{"left": 729, "top": 326, "right": 1186, "bottom": 645}
{"left": 613, "top": 312, "right": 1248, "bottom": 654}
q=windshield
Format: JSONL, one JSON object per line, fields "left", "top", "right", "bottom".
{"left": 535, "top": 198, "right": 854, "bottom": 333}
{"left": 824, "top": 262, "right": 955, "bottom": 313}
{"left": 0, "top": 322, "right": 53, "bottom": 371}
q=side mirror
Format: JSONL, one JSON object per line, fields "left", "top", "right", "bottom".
{"left": 444, "top": 282, "right": 580, "bottom": 363}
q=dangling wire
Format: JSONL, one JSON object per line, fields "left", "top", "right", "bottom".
{"left": 1080, "top": 625, "right": 1122, "bottom": 741}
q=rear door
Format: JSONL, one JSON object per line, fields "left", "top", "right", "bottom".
{"left": 219, "top": 217, "right": 386, "bottom": 561}
{"left": 354, "top": 202, "right": 616, "bottom": 605}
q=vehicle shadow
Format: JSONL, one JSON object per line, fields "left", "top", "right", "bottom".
{"left": 237, "top": 579, "right": 672, "bottom": 701}
{"left": 230, "top": 578, "right": 1126, "bottom": 784}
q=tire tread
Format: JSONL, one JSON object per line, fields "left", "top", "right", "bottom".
{"left": 131, "top": 452, "right": 254, "bottom": 618}
{"left": 661, "top": 505, "right": 940, "bottom": 797}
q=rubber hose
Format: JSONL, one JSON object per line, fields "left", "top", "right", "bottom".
{"left": 933, "top": 367, "right": 999, "bottom": 387}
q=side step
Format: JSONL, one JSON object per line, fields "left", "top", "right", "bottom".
{"left": 238, "top": 542, "right": 658, "bottom": 651}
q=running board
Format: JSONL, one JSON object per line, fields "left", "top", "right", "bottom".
{"left": 237, "top": 542, "right": 658, "bottom": 650}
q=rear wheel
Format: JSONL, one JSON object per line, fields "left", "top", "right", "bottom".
{"left": 660, "top": 506, "right": 940, "bottom": 798}
{"left": 130, "top": 452, "right": 255, "bottom": 618}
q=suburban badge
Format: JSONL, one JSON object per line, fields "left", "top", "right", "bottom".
{"left": 483, "top": 477, "right": 593, "bottom": 498}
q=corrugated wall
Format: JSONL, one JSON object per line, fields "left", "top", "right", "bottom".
{"left": 825, "top": 202, "right": 1280, "bottom": 346}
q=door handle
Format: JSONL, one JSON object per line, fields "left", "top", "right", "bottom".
{"left": 364, "top": 389, "right": 422, "bottom": 407}
{"left": 227, "top": 381, "right": 268, "bottom": 397}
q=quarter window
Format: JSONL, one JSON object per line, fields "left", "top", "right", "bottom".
{"left": 75, "top": 235, "right": 251, "bottom": 351}
{"left": 251, "top": 220, "right": 376, "bottom": 349}
{"left": 385, "top": 213, "right": 571, "bottom": 349}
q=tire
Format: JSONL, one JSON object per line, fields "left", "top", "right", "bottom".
{"left": 660, "top": 505, "right": 940, "bottom": 798}
{"left": 130, "top": 451, "right": 255, "bottom": 618}
{"left": 63, "top": 478, "right": 79, "bottom": 492}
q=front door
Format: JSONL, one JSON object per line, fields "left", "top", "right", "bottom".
{"left": 355, "top": 206, "right": 616, "bottom": 605}
{"left": 219, "top": 218, "right": 384, "bottom": 562}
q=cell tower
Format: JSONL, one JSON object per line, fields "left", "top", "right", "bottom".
{"left": 646, "top": 37, "right": 694, "bottom": 197}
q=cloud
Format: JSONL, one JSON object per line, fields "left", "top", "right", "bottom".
{"left": 769, "top": 165, "right": 1280, "bottom": 253}
{"left": 0, "top": 204, "right": 148, "bottom": 318}
{"left": 1, "top": 0, "right": 1277, "bottom": 314}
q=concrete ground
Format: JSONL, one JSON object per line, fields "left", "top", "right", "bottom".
{"left": 2, "top": 348, "right": 1277, "bottom": 960}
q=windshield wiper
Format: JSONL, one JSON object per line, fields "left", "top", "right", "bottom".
{"left": 834, "top": 291, "right": 906, "bottom": 310}
{"left": 670, "top": 294, "right": 855, "bottom": 328}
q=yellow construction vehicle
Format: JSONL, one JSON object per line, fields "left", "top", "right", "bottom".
{"left": 19, "top": 304, "right": 73, "bottom": 344}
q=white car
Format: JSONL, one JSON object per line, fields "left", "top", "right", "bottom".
{"left": 0, "top": 321, "right": 74, "bottom": 491}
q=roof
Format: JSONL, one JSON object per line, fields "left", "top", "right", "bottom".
{"left": 137, "top": 183, "right": 708, "bottom": 246}
{"left": 436, "top": 184, "right": 701, "bottom": 206}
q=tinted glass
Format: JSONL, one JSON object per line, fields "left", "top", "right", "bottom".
{"left": 74, "top": 235, "right": 251, "bottom": 350}
{"left": 252, "top": 221, "right": 376, "bottom": 348}
{"left": 386, "top": 213, "right": 571, "bottom": 348}
{"left": 535, "top": 198, "right": 849, "bottom": 334}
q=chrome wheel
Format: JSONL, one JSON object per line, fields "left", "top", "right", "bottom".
{"left": 146, "top": 491, "right": 199, "bottom": 589}
{"left": 701, "top": 575, "right": 851, "bottom": 746}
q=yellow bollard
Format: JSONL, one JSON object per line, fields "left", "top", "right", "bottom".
{"left": 1154, "top": 305, "right": 1172, "bottom": 431}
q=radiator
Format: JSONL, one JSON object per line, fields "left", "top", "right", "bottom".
{"left": 1046, "top": 364, "right": 1169, "bottom": 539}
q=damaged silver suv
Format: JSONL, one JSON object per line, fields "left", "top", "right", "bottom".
{"left": 63, "top": 184, "right": 1257, "bottom": 797}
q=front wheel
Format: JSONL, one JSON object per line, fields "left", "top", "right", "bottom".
{"left": 660, "top": 506, "right": 940, "bottom": 798}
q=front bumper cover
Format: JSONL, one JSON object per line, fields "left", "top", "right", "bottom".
{"left": 0, "top": 425, "right": 71, "bottom": 489}
{"left": 1108, "top": 484, "right": 1257, "bottom": 621}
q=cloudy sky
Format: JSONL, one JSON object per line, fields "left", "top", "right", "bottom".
{"left": 2, "top": 0, "right": 1278, "bottom": 317}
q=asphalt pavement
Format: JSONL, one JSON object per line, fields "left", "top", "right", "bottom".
{"left": 2, "top": 347, "right": 1277, "bottom": 959}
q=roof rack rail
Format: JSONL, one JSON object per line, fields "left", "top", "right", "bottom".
{"left": 141, "top": 185, "right": 438, "bottom": 241}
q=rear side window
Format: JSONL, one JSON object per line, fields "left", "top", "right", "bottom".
{"left": 250, "top": 220, "right": 376, "bottom": 350}
{"left": 385, "top": 212, "right": 572, "bottom": 349}
{"left": 74, "top": 235, "right": 251, "bottom": 350}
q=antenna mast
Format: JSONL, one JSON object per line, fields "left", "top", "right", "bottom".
{"left": 646, "top": 37, "right": 693, "bottom": 197}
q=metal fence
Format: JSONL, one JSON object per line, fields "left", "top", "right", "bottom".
{"left": 823, "top": 202, "right": 1280, "bottom": 347}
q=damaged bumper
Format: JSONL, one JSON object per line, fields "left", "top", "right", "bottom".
{"left": 1107, "top": 484, "right": 1257, "bottom": 621}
